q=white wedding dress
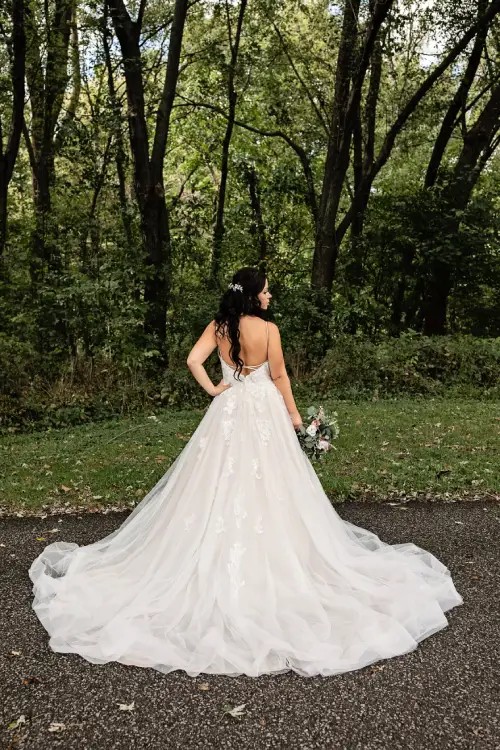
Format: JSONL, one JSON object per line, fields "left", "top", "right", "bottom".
{"left": 29, "top": 350, "right": 463, "bottom": 678}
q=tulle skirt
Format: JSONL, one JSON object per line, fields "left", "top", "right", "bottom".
{"left": 29, "top": 362, "right": 463, "bottom": 677}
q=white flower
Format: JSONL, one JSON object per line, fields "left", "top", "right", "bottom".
{"left": 223, "top": 395, "right": 237, "bottom": 415}
{"left": 214, "top": 516, "right": 226, "bottom": 534}
{"left": 222, "top": 455, "right": 235, "bottom": 478}
{"left": 254, "top": 514, "right": 264, "bottom": 534}
{"left": 252, "top": 458, "right": 262, "bottom": 480}
{"left": 306, "top": 423, "right": 317, "bottom": 437}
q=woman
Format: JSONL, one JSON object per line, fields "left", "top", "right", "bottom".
{"left": 29, "top": 266, "right": 463, "bottom": 677}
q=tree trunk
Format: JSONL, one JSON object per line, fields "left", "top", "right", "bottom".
{"left": 424, "top": 0, "right": 488, "bottom": 189}
{"left": 312, "top": 0, "right": 361, "bottom": 293}
{"left": 312, "top": 0, "right": 392, "bottom": 293}
{"left": 0, "top": 0, "right": 26, "bottom": 261}
{"left": 102, "top": 5, "right": 135, "bottom": 272}
{"left": 348, "top": 22, "right": 383, "bottom": 288}
{"left": 422, "top": 81, "right": 500, "bottom": 334}
{"left": 108, "top": 0, "right": 189, "bottom": 362}
{"left": 333, "top": 0, "right": 500, "bottom": 272}
{"left": 243, "top": 162, "right": 268, "bottom": 262}
{"left": 211, "top": 0, "right": 248, "bottom": 286}
{"left": 25, "top": 0, "right": 73, "bottom": 278}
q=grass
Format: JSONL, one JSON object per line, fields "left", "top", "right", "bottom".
{"left": 0, "top": 398, "right": 498, "bottom": 515}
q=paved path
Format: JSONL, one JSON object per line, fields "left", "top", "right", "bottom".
{"left": 1, "top": 502, "right": 498, "bottom": 749}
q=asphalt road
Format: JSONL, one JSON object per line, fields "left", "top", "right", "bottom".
{"left": 1, "top": 501, "right": 498, "bottom": 750}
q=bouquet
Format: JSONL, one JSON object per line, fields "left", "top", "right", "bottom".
{"left": 296, "top": 405, "right": 339, "bottom": 462}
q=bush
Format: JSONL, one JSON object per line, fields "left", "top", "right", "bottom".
{"left": 308, "top": 333, "right": 500, "bottom": 399}
{"left": 0, "top": 334, "right": 38, "bottom": 395}
{"left": 1, "top": 333, "right": 498, "bottom": 434}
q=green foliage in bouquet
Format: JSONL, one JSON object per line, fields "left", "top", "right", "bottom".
{"left": 296, "top": 406, "right": 339, "bottom": 462}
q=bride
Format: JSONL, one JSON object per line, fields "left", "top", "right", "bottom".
{"left": 29, "top": 266, "right": 463, "bottom": 678}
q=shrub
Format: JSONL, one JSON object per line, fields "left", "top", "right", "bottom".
{"left": 308, "top": 333, "right": 500, "bottom": 399}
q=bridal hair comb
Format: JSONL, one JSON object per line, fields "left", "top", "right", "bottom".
{"left": 228, "top": 282, "right": 243, "bottom": 292}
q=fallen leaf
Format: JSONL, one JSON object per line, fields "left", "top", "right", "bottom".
{"left": 36, "top": 537, "right": 47, "bottom": 542}
{"left": 10, "top": 650, "right": 22, "bottom": 656}
{"left": 48, "top": 722, "right": 66, "bottom": 733}
{"left": 436, "top": 469, "right": 451, "bottom": 479}
{"left": 8, "top": 715, "right": 26, "bottom": 730}
{"left": 22, "top": 676, "right": 41, "bottom": 686}
{"left": 197, "top": 682, "right": 210, "bottom": 691}
{"left": 60, "top": 485, "right": 72, "bottom": 493}
{"left": 222, "top": 703, "right": 246, "bottom": 719}
{"left": 454, "top": 521, "right": 465, "bottom": 525}
{"left": 117, "top": 701, "right": 135, "bottom": 711}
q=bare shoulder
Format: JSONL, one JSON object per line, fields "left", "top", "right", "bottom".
{"left": 267, "top": 321, "right": 281, "bottom": 337}
{"left": 213, "top": 318, "right": 228, "bottom": 341}
{"left": 204, "top": 319, "right": 219, "bottom": 340}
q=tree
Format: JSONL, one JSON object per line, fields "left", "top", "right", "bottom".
{"left": 24, "top": 0, "right": 75, "bottom": 278}
{"left": 210, "top": 0, "right": 248, "bottom": 286}
{"left": 0, "top": 0, "right": 25, "bottom": 260}
{"left": 422, "top": 81, "right": 500, "bottom": 333}
{"left": 107, "top": 0, "right": 190, "bottom": 364}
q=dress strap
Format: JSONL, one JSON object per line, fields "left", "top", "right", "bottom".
{"left": 265, "top": 320, "right": 269, "bottom": 360}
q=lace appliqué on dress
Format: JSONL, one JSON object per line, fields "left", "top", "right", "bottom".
{"left": 222, "top": 419, "right": 234, "bottom": 444}
{"left": 214, "top": 516, "right": 226, "bottom": 534}
{"left": 223, "top": 394, "right": 237, "bottom": 415}
{"left": 227, "top": 542, "right": 246, "bottom": 598}
{"left": 222, "top": 455, "right": 235, "bottom": 478}
{"left": 197, "top": 437, "right": 208, "bottom": 457}
{"left": 233, "top": 491, "right": 248, "bottom": 529}
{"left": 255, "top": 418, "right": 272, "bottom": 445}
{"left": 246, "top": 380, "right": 268, "bottom": 413}
{"left": 252, "top": 458, "right": 262, "bottom": 480}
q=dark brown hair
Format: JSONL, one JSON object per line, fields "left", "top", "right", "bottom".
{"left": 214, "top": 267, "right": 267, "bottom": 380}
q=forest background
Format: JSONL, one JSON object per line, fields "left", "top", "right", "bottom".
{"left": 0, "top": 0, "right": 499, "bottom": 433}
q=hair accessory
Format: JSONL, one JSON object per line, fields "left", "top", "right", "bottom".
{"left": 228, "top": 282, "right": 243, "bottom": 292}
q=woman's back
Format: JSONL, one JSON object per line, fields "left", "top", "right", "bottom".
{"left": 217, "top": 315, "right": 269, "bottom": 374}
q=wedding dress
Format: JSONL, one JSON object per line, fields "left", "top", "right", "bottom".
{"left": 29, "top": 339, "right": 463, "bottom": 678}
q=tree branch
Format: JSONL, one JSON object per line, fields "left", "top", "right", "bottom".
{"left": 336, "top": 0, "right": 500, "bottom": 245}
{"left": 175, "top": 96, "right": 319, "bottom": 222}
{"left": 272, "top": 23, "right": 329, "bottom": 136}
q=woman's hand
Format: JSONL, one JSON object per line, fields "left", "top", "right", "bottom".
{"left": 289, "top": 410, "right": 303, "bottom": 430}
{"left": 210, "top": 379, "right": 232, "bottom": 397}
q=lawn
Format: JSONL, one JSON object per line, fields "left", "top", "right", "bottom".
{"left": 0, "top": 398, "right": 498, "bottom": 515}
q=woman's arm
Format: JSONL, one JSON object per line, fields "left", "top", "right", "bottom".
{"left": 186, "top": 321, "right": 231, "bottom": 397}
{"left": 267, "top": 322, "right": 303, "bottom": 429}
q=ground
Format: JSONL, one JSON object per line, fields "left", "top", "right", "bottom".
{"left": 1, "top": 500, "right": 499, "bottom": 749}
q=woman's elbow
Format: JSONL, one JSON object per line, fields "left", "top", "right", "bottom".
{"left": 271, "top": 367, "right": 288, "bottom": 383}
